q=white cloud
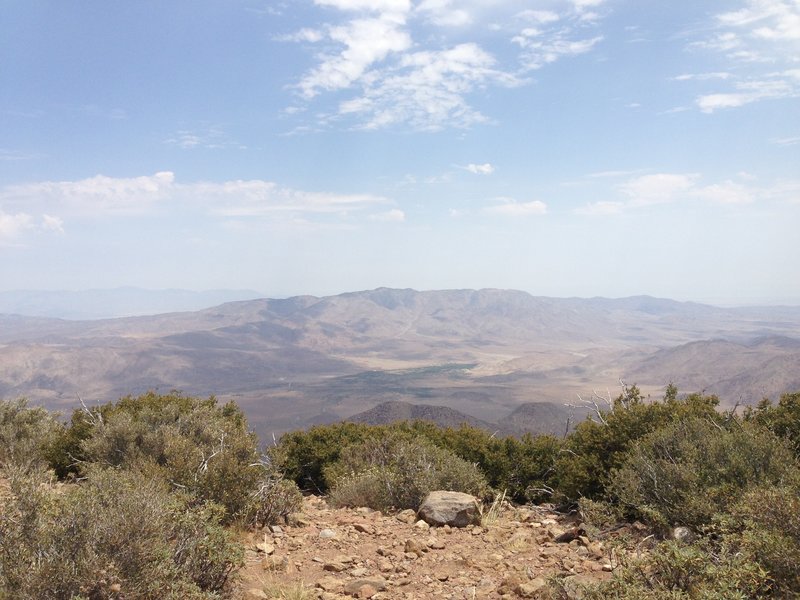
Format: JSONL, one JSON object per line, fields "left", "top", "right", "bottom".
{"left": 619, "top": 173, "right": 700, "bottom": 206}
{"left": 465, "top": 163, "right": 494, "bottom": 175}
{"left": 0, "top": 210, "right": 33, "bottom": 242}
{"left": 2, "top": 172, "right": 175, "bottom": 216}
{"left": 286, "top": 0, "right": 608, "bottom": 130}
{"left": 415, "top": 0, "right": 471, "bottom": 26}
{"left": 0, "top": 172, "right": 395, "bottom": 226}
{"left": 163, "top": 127, "right": 243, "bottom": 150}
{"left": 513, "top": 29, "right": 603, "bottom": 70}
{"left": 685, "top": 1, "right": 800, "bottom": 111}
{"left": 484, "top": 199, "right": 547, "bottom": 216}
{"left": 693, "top": 181, "right": 755, "bottom": 204}
{"left": 315, "top": 0, "right": 411, "bottom": 13}
{"left": 298, "top": 14, "right": 412, "bottom": 99}
{"left": 337, "top": 43, "right": 521, "bottom": 131}
{"left": 772, "top": 135, "right": 800, "bottom": 145}
{"left": 673, "top": 72, "right": 732, "bottom": 81}
{"left": 576, "top": 171, "right": 800, "bottom": 215}
{"left": 696, "top": 77, "right": 796, "bottom": 112}
{"left": 369, "top": 208, "right": 406, "bottom": 221}
{"left": 717, "top": 0, "right": 800, "bottom": 41}
{"left": 41, "top": 214, "right": 65, "bottom": 234}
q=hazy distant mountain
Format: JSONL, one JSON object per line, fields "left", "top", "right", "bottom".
{"left": 1, "top": 287, "right": 799, "bottom": 439}
{"left": 0, "top": 287, "right": 265, "bottom": 319}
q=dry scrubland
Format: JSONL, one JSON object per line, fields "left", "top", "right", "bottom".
{"left": 2, "top": 386, "right": 800, "bottom": 599}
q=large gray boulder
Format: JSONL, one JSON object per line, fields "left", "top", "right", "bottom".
{"left": 417, "top": 491, "right": 481, "bottom": 527}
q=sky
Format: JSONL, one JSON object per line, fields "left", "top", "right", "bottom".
{"left": 1, "top": 0, "right": 799, "bottom": 305}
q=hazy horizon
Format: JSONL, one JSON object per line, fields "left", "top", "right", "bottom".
{"left": 2, "top": 1, "right": 798, "bottom": 303}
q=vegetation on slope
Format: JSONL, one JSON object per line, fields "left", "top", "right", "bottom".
{"left": 2, "top": 386, "right": 800, "bottom": 597}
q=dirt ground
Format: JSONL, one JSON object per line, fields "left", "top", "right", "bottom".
{"left": 236, "top": 495, "right": 627, "bottom": 599}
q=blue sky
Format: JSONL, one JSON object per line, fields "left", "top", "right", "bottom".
{"left": 1, "top": 0, "right": 799, "bottom": 304}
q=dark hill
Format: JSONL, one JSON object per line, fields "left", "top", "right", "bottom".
{"left": 346, "top": 400, "right": 501, "bottom": 432}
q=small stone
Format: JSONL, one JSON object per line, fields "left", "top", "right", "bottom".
{"left": 316, "top": 576, "right": 342, "bottom": 592}
{"left": 517, "top": 578, "right": 547, "bottom": 598}
{"left": 426, "top": 537, "right": 445, "bottom": 550}
{"left": 319, "top": 528, "right": 337, "bottom": 539}
{"left": 324, "top": 562, "right": 348, "bottom": 573}
{"left": 671, "top": 526, "right": 697, "bottom": 544}
{"left": 602, "top": 563, "right": 614, "bottom": 572}
{"left": 255, "top": 542, "right": 275, "bottom": 555}
{"left": 354, "top": 523, "right": 373, "bottom": 534}
{"left": 404, "top": 539, "right": 426, "bottom": 555}
{"left": 435, "top": 571, "right": 450, "bottom": 582}
{"left": 396, "top": 509, "right": 417, "bottom": 524}
{"left": 414, "top": 520, "right": 430, "bottom": 531}
{"left": 351, "top": 567, "right": 368, "bottom": 577}
{"left": 344, "top": 579, "right": 387, "bottom": 596}
{"left": 377, "top": 559, "right": 393, "bottom": 572}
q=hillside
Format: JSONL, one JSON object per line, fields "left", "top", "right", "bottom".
{"left": 2, "top": 288, "right": 800, "bottom": 438}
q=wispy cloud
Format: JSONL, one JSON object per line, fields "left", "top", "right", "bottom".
{"left": 0, "top": 172, "right": 397, "bottom": 235}
{"left": 283, "top": 0, "right": 608, "bottom": 131}
{"left": 464, "top": 163, "right": 494, "bottom": 175}
{"left": 163, "top": 127, "right": 245, "bottom": 150}
{"left": 575, "top": 171, "right": 800, "bottom": 215}
{"left": 695, "top": 74, "right": 798, "bottom": 112}
{"left": 684, "top": 1, "right": 800, "bottom": 112}
{"left": 771, "top": 135, "right": 800, "bottom": 145}
{"left": 619, "top": 173, "right": 700, "bottom": 206}
{"left": 484, "top": 198, "right": 547, "bottom": 216}
{"left": 0, "top": 149, "right": 44, "bottom": 161}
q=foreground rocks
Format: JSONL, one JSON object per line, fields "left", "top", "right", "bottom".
{"left": 237, "top": 496, "right": 632, "bottom": 599}
{"left": 417, "top": 491, "right": 481, "bottom": 528}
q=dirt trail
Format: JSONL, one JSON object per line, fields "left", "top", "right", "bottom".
{"left": 237, "top": 496, "right": 621, "bottom": 599}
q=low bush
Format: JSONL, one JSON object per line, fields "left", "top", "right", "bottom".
{"left": 578, "top": 539, "right": 771, "bottom": 600}
{"left": 608, "top": 417, "right": 797, "bottom": 531}
{"left": 326, "top": 433, "right": 489, "bottom": 510}
{"left": 744, "top": 391, "right": 800, "bottom": 457}
{"left": 50, "top": 391, "right": 282, "bottom": 524}
{"left": 245, "top": 474, "right": 303, "bottom": 527}
{"left": 553, "top": 385, "right": 723, "bottom": 504}
{"left": 0, "top": 398, "right": 62, "bottom": 471}
{"left": 0, "top": 465, "right": 242, "bottom": 599}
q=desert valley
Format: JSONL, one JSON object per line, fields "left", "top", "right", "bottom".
{"left": 3, "top": 287, "right": 799, "bottom": 439}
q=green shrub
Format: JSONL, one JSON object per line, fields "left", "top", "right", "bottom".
{"left": 245, "top": 475, "right": 303, "bottom": 527}
{"left": 0, "top": 465, "right": 242, "bottom": 599}
{"left": 326, "top": 433, "right": 489, "bottom": 510}
{"left": 554, "top": 386, "right": 724, "bottom": 504}
{"left": 272, "top": 420, "right": 561, "bottom": 504}
{"left": 0, "top": 398, "right": 62, "bottom": 471}
{"left": 609, "top": 417, "right": 797, "bottom": 531}
{"left": 270, "top": 422, "right": 378, "bottom": 493}
{"left": 53, "top": 391, "right": 273, "bottom": 524}
{"left": 578, "top": 539, "right": 771, "bottom": 600}
{"left": 744, "top": 391, "right": 800, "bottom": 457}
{"left": 717, "top": 483, "right": 800, "bottom": 596}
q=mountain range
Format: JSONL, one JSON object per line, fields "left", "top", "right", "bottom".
{"left": 2, "top": 287, "right": 799, "bottom": 439}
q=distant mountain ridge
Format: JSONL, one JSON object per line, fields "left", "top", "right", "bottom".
{"left": 1, "top": 287, "right": 799, "bottom": 439}
{"left": 0, "top": 287, "right": 265, "bottom": 320}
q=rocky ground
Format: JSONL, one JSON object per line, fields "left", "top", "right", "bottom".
{"left": 237, "top": 495, "right": 644, "bottom": 600}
